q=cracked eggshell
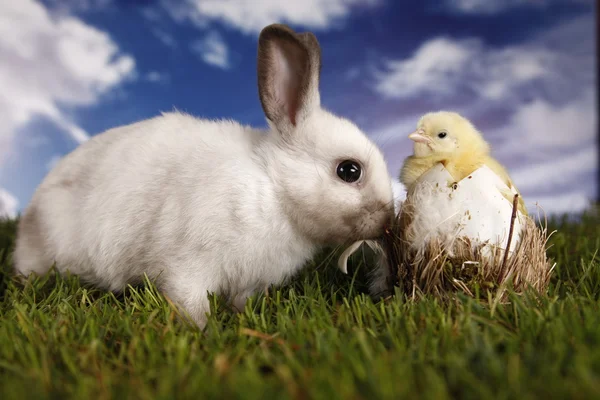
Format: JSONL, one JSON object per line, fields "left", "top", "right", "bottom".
{"left": 406, "top": 163, "right": 524, "bottom": 253}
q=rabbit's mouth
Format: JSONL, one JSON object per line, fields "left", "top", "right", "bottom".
{"left": 343, "top": 205, "right": 394, "bottom": 242}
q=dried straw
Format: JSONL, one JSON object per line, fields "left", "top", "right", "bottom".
{"left": 380, "top": 194, "right": 555, "bottom": 302}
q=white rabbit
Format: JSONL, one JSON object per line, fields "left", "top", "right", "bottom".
{"left": 13, "top": 23, "right": 394, "bottom": 328}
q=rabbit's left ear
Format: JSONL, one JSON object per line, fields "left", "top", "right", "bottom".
{"left": 257, "top": 24, "right": 321, "bottom": 131}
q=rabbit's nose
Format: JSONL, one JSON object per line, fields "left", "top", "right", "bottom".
{"left": 364, "top": 200, "right": 392, "bottom": 214}
{"left": 370, "top": 202, "right": 395, "bottom": 220}
{"left": 363, "top": 208, "right": 393, "bottom": 238}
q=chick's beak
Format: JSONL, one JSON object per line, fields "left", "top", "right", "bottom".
{"left": 408, "top": 129, "right": 431, "bottom": 144}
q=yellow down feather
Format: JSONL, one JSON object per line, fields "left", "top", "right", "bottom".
{"left": 399, "top": 111, "right": 528, "bottom": 216}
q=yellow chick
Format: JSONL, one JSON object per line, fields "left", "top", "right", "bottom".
{"left": 399, "top": 111, "right": 528, "bottom": 215}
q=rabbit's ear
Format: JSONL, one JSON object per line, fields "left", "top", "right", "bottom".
{"left": 257, "top": 24, "right": 321, "bottom": 131}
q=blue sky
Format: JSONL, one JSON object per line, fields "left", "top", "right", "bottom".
{"left": 0, "top": 0, "right": 597, "bottom": 217}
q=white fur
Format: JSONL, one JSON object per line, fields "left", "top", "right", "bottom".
{"left": 13, "top": 25, "right": 394, "bottom": 328}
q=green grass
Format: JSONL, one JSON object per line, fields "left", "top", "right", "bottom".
{"left": 1, "top": 209, "right": 599, "bottom": 399}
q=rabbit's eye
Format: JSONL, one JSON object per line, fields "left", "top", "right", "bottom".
{"left": 337, "top": 160, "right": 362, "bottom": 183}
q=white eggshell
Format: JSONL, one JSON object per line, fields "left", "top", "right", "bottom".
{"left": 337, "top": 164, "right": 525, "bottom": 274}
{"left": 407, "top": 163, "right": 524, "bottom": 253}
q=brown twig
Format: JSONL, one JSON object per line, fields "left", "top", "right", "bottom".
{"left": 384, "top": 190, "right": 551, "bottom": 301}
{"left": 501, "top": 194, "right": 519, "bottom": 275}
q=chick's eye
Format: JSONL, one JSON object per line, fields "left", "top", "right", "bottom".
{"left": 336, "top": 160, "right": 362, "bottom": 183}
{"left": 437, "top": 131, "right": 447, "bottom": 139}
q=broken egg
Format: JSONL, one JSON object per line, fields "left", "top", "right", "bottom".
{"left": 403, "top": 162, "right": 525, "bottom": 255}
{"left": 338, "top": 163, "right": 526, "bottom": 275}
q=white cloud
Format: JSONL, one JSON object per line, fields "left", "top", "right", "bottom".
{"left": 152, "top": 28, "right": 177, "bottom": 48}
{"left": 164, "top": 0, "right": 381, "bottom": 35}
{"left": 145, "top": 71, "right": 169, "bottom": 83}
{"left": 509, "top": 146, "right": 597, "bottom": 194}
{"left": 494, "top": 89, "right": 597, "bottom": 157}
{"left": 0, "top": 0, "right": 135, "bottom": 168}
{"left": 191, "top": 31, "right": 231, "bottom": 69}
{"left": 373, "top": 12, "right": 594, "bottom": 104}
{"left": 345, "top": 67, "right": 361, "bottom": 81}
{"left": 0, "top": 187, "right": 18, "bottom": 219}
{"left": 373, "top": 37, "right": 557, "bottom": 101}
{"left": 43, "top": 0, "right": 114, "bottom": 14}
{"left": 141, "top": 7, "right": 163, "bottom": 22}
{"left": 442, "top": 0, "right": 592, "bottom": 14}
{"left": 22, "top": 134, "right": 51, "bottom": 149}
{"left": 374, "top": 37, "right": 474, "bottom": 99}
{"left": 528, "top": 191, "right": 592, "bottom": 216}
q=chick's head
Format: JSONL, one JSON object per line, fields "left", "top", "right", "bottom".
{"left": 409, "top": 111, "right": 489, "bottom": 158}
